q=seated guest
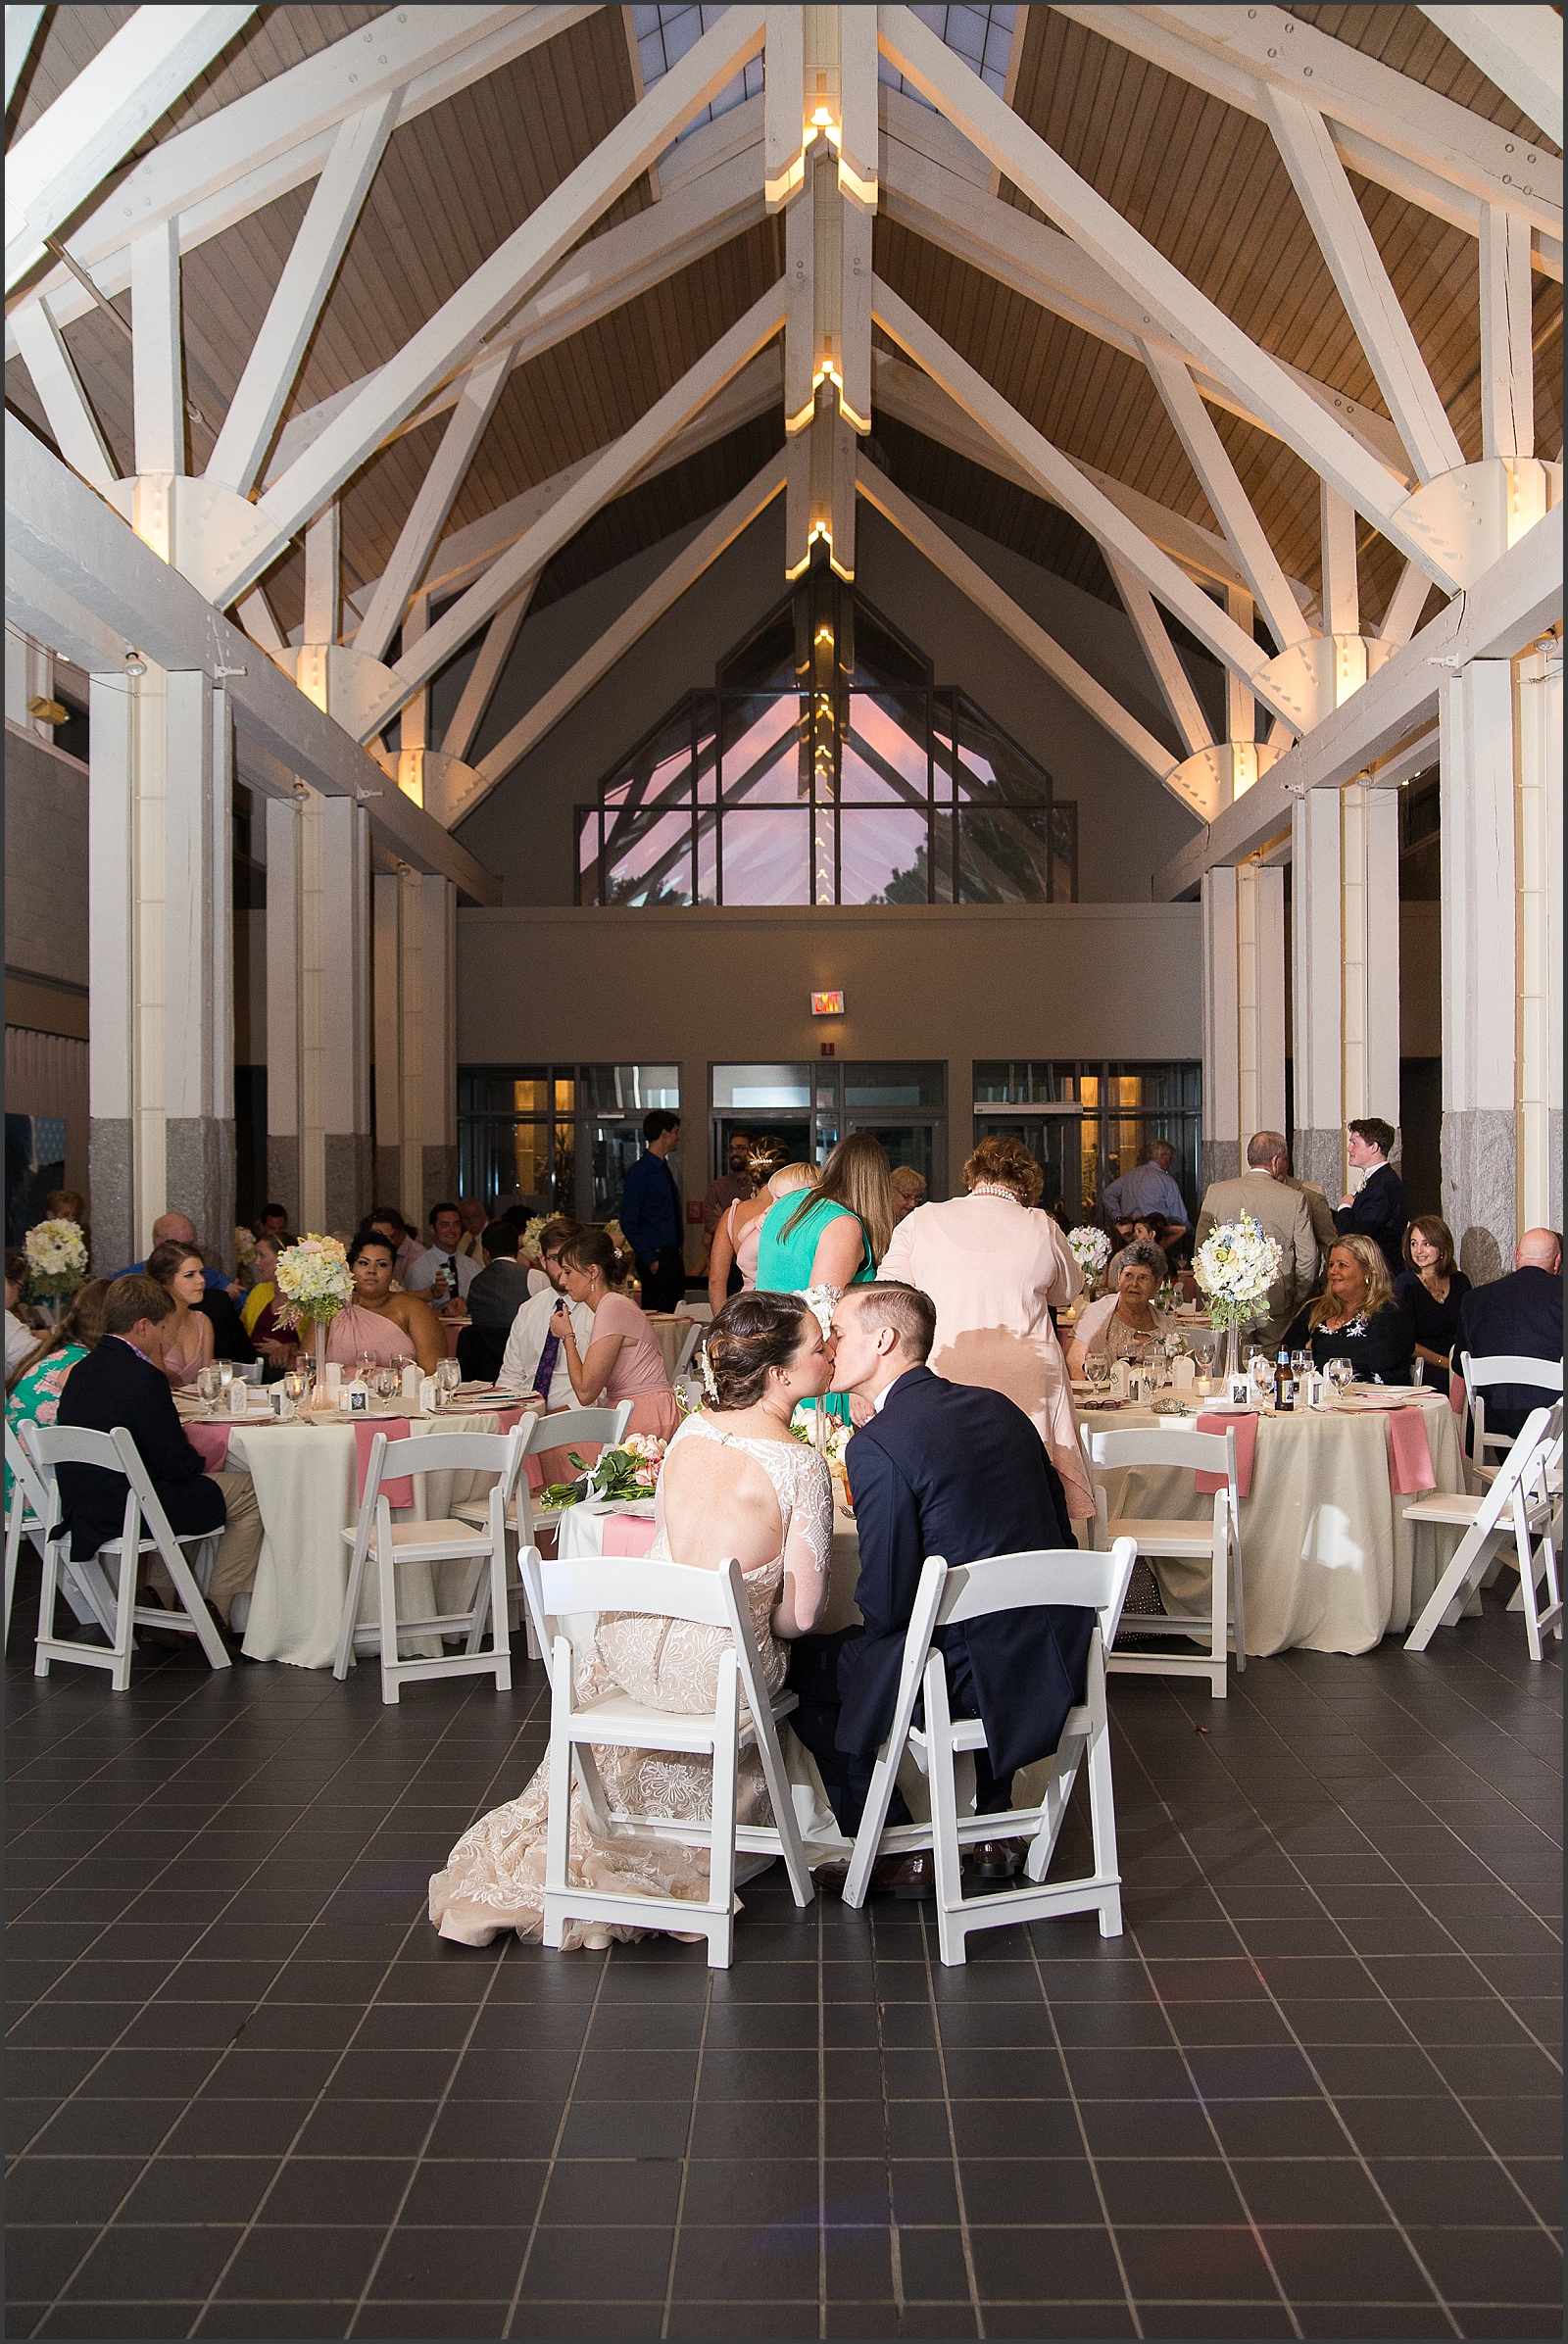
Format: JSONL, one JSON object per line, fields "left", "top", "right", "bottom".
{"left": 115, "top": 1212, "right": 243, "bottom": 1306}
{"left": 1128, "top": 1213, "right": 1171, "bottom": 1261}
{"left": 1334, "top": 1118, "right": 1408, "bottom": 1281}
{"left": 455, "top": 1197, "right": 490, "bottom": 1262}
{"left": 5, "top": 1251, "right": 35, "bottom": 1376}
{"left": 1282, "top": 1234, "right": 1415, "bottom": 1384}
{"left": 550, "top": 1225, "right": 682, "bottom": 1439}
{"left": 1394, "top": 1216, "right": 1470, "bottom": 1395}
{"left": 1066, "top": 1243, "right": 1175, "bottom": 1375}
{"left": 44, "top": 1189, "right": 90, "bottom": 1257}
{"left": 787, "top": 1283, "right": 1085, "bottom": 1889}
{"left": 241, "top": 1233, "right": 297, "bottom": 1374}
{"left": 458, "top": 1223, "right": 534, "bottom": 1382}
{"left": 888, "top": 1164, "right": 926, "bottom": 1227}
{"left": 1101, "top": 1141, "right": 1189, "bottom": 1242}
{"left": 497, "top": 1219, "right": 594, "bottom": 1404}
{"left": 323, "top": 1230, "right": 447, "bottom": 1375}
{"left": 405, "top": 1203, "right": 481, "bottom": 1314}
{"left": 6, "top": 1280, "right": 111, "bottom": 1497}
{"left": 56, "top": 1276, "right": 265, "bottom": 1633}
{"left": 1452, "top": 1229, "right": 1563, "bottom": 1440}
{"left": 147, "top": 1240, "right": 216, "bottom": 1389}
{"left": 368, "top": 1205, "right": 423, "bottom": 1288}
{"left": 252, "top": 1202, "right": 289, "bottom": 1243}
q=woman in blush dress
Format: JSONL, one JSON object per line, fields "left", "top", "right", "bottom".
{"left": 428, "top": 1292, "right": 836, "bottom": 1948}
{"left": 706, "top": 1146, "right": 791, "bottom": 1314}
{"left": 879, "top": 1133, "right": 1093, "bottom": 1521}
{"left": 551, "top": 1225, "right": 683, "bottom": 1441}
{"left": 147, "top": 1240, "right": 216, "bottom": 1389}
{"left": 319, "top": 1230, "right": 447, "bottom": 1375}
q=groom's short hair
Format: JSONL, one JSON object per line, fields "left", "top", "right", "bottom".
{"left": 852, "top": 1282, "right": 935, "bottom": 1361}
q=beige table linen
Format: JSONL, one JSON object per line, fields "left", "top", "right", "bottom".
{"left": 1083, "top": 1394, "right": 1470, "bottom": 1656}
{"left": 231, "top": 1411, "right": 510, "bottom": 1670}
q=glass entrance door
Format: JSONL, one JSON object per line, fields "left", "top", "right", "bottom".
{"left": 710, "top": 1062, "right": 947, "bottom": 1196}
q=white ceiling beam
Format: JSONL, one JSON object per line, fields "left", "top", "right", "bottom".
{"left": 129, "top": 220, "right": 184, "bottom": 477}
{"left": 365, "top": 281, "right": 786, "bottom": 740}
{"left": 203, "top": 93, "right": 399, "bottom": 498}
{"left": 1139, "top": 340, "right": 1312, "bottom": 650}
{"left": 9, "top": 299, "right": 118, "bottom": 489}
{"left": 453, "top": 451, "right": 788, "bottom": 822}
{"left": 5, "top": 3, "right": 257, "bottom": 291}
{"left": 8, "top": 7, "right": 597, "bottom": 340}
{"left": 1416, "top": 6, "right": 1562, "bottom": 150}
{"left": 1056, "top": 5, "right": 1562, "bottom": 255}
{"left": 869, "top": 275, "right": 1306, "bottom": 723}
{"left": 236, "top": 588, "right": 286, "bottom": 657}
{"left": 1479, "top": 201, "right": 1536, "bottom": 461}
{"left": 1152, "top": 507, "right": 1561, "bottom": 897}
{"left": 1377, "top": 561, "right": 1437, "bottom": 648}
{"left": 5, "top": 3, "right": 45, "bottom": 109}
{"left": 225, "top": 3, "right": 768, "bottom": 610}
{"left": 302, "top": 504, "right": 339, "bottom": 647}
{"left": 859, "top": 467, "right": 1182, "bottom": 785}
{"left": 875, "top": 6, "right": 1450, "bottom": 577}
{"left": 1263, "top": 85, "right": 1464, "bottom": 485}
{"left": 1103, "top": 552, "right": 1213, "bottom": 758}
{"left": 439, "top": 585, "right": 536, "bottom": 764}
{"left": 1319, "top": 485, "right": 1360, "bottom": 637}
{"left": 1225, "top": 585, "right": 1256, "bottom": 744}
{"left": 879, "top": 112, "right": 1415, "bottom": 484}
{"left": 354, "top": 345, "right": 512, "bottom": 666}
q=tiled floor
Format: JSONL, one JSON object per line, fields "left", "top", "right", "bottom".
{"left": 5, "top": 1571, "right": 1560, "bottom": 2342}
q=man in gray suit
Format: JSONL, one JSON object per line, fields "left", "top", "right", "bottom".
{"left": 1195, "top": 1131, "right": 1320, "bottom": 1350}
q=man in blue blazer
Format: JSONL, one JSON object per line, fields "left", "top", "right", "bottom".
{"left": 1452, "top": 1229, "right": 1563, "bottom": 1440}
{"left": 787, "top": 1283, "right": 1089, "bottom": 1888}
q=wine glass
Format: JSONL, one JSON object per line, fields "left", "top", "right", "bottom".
{"left": 372, "top": 1365, "right": 401, "bottom": 1406}
{"left": 357, "top": 1349, "right": 378, "bottom": 1383}
{"left": 283, "top": 1368, "right": 307, "bottom": 1413}
{"left": 195, "top": 1364, "right": 221, "bottom": 1415}
{"left": 1326, "top": 1355, "right": 1354, "bottom": 1398}
{"left": 217, "top": 1357, "right": 234, "bottom": 1396}
{"left": 436, "top": 1356, "right": 462, "bottom": 1404}
{"left": 1249, "top": 1350, "right": 1276, "bottom": 1407}
{"left": 1086, "top": 1355, "right": 1111, "bottom": 1400}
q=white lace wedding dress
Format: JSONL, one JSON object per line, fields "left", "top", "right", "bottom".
{"left": 428, "top": 1411, "right": 832, "bottom": 1947}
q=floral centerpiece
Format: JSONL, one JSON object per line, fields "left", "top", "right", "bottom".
{"left": 516, "top": 1216, "right": 548, "bottom": 1266}
{"left": 790, "top": 1401, "right": 855, "bottom": 1513}
{"left": 271, "top": 1234, "right": 355, "bottom": 1391}
{"left": 234, "top": 1226, "right": 258, "bottom": 1278}
{"left": 1067, "top": 1225, "right": 1112, "bottom": 1296}
{"left": 540, "top": 1431, "right": 667, "bottom": 1510}
{"left": 24, "top": 1218, "right": 87, "bottom": 1318}
{"left": 1192, "top": 1214, "right": 1283, "bottom": 1382}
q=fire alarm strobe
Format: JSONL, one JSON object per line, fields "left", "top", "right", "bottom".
{"left": 810, "top": 991, "right": 845, "bottom": 1016}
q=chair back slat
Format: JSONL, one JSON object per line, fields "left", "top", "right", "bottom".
{"left": 1467, "top": 1409, "right": 1555, "bottom": 1537}
{"left": 936, "top": 1542, "right": 1138, "bottom": 1647}
{"left": 542, "top": 1553, "right": 731, "bottom": 1629}
{"left": 6, "top": 1423, "right": 49, "bottom": 1521}
{"left": 1463, "top": 1352, "right": 1562, "bottom": 1394}
{"left": 1088, "top": 1426, "right": 1234, "bottom": 1473}
{"left": 525, "top": 1402, "right": 633, "bottom": 1458}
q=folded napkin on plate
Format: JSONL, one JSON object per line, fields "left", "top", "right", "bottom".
{"left": 354, "top": 1417, "right": 414, "bottom": 1508}
{"left": 1195, "top": 1410, "right": 1258, "bottom": 1498}
{"left": 1384, "top": 1403, "right": 1436, "bottom": 1495}
{"left": 183, "top": 1422, "right": 231, "bottom": 1472}
{"left": 602, "top": 1513, "right": 660, "bottom": 1559}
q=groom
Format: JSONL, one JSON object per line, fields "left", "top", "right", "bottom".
{"left": 787, "top": 1282, "right": 1091, "bottom": 1886}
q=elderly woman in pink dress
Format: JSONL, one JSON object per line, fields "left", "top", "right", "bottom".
{"left": 551, "top": 1225, "right": 683, "bottom": 1441}
{"left": 878, "top": 1134, "right": 1092, "bottom": 1521}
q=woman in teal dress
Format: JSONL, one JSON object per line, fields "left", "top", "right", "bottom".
{"left": 756, "top": 1135, "right": 895, "bottom": 1423}
{"left": 5, "top": 1280, "right": 110, "bottom": 1496}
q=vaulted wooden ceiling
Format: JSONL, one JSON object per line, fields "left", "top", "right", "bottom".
{"left": 6, "top": 5, "right": 1561, "bottom": 647}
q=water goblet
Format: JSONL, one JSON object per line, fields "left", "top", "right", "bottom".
{"left": 1326, "top": 1355, "right": 1354, "bottom": 1397}
{"left": 357, "top": 1349, "right": 378, "bottom": 1382}
{"left": 283, "top": 1369, "right": 307, "bottom": 1413}
{"left": 436, "top": 1357, "right": 462, "bottom": 1406}
{"left": 217, "top": 1357, "right": 234, "bottom": 1395}
{"left": 373, "top": 1365, "right": 401, "bottom": 1406}
{"left": 1249, "top": 1351, "right": 1275, "bottom": 1407}
{"left": 196, "top": 1364, "right": 221, "bottom": 1415}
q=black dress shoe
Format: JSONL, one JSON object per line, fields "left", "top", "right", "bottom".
{"left": 869, "top": 1853, "right": 935, "bottom": 1900}
{"left": 970, "top": 1839, "right": 1025, "bottom": 1880}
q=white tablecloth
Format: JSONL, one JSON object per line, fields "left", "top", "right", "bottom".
{"left": 229, "top": 1411, "right": 510, "bottom": 1670}
{"left": 1083, "top": 1394, "right": 1471, "bottom": 1655}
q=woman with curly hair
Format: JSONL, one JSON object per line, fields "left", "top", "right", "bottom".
{"left": 878, "top": 1133, "right": 1092, "bottom": 1520}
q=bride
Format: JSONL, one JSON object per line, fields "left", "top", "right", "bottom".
{"left": 428, "top": 1291, "right": 835, "bottom": 1948}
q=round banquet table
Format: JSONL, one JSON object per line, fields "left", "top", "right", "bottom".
{"left": 1081, "top": 1392, "right": 1471, "bottom": 1656}
{"left": 220, "top": 1409, "right": 514, "bottom": 1670}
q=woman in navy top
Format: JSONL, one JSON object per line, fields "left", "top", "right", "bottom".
{"left": 1282, "top": 1234, "right": 1416, "bottom": 1385}
{"left": 1393, "top": 1215, "right": 1470, "bottom": 1394}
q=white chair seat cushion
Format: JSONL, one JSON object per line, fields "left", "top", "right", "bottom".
{"left": 1112, "top": 1517, "right": 1219, "bottom": 1558}
{"left": 1404, "top": 1490, "right": 1550, "bottom": 1529}
{"left": 338, "top": 1518, "right": 492, "bottom": 1558}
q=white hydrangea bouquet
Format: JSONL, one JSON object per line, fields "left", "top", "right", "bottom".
{"left": 1193, "top": 1213, "right": 1283, "bottom": 1381}
{"left": 791, "top": 1400, "right": 854, "bottom": 1512}
{"left": 1068, "top": 1225, "right": 1112, "bottom": 1295}
{"left": 272, "top": 1234, "right": 355, "bottom": 1385}
{"left": 517, "top": 1216, "right": 548, "bottom": 1265}
{"left": 234, "top": 1226, "right": 258, "bottom": 1275}
{"left": 24, "top": 1217, "right": 87, "bottom": 1312}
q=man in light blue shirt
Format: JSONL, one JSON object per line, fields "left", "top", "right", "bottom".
{"left": 1101, "top": 1142, "right": 1189, "bottom": 1239}
{"left": 115, "top": 1211, "right": 242, "bottom": 1302}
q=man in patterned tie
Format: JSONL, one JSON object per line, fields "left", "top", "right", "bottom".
{"left": 496, "top": 1219, "right": 594, "bottom": 1405}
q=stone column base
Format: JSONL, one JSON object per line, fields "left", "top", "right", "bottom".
{"left": 1200, "top": 1140, "right": 1239, "bottom": 1194}
{"left": 88, "top": 1119, "right": 134, "bottom": 1278}
{"left": 421, "top": 1144, "right": 461, "bottom": 1228}
{"left": 325, "top": 1133, "right": 372, "bottom": 1239}
{"left": 1442, "top": 1107, "right": 1516, "bottom": 1287}
{"left": 267, "top": 1136, "right": 301, "bottom": 1234}
{"left": 1294, "top": 1127, "right": 1343, "bottom": 1200}
{"left": 167, "top": 1117, "right": 236, "bottom": 1274}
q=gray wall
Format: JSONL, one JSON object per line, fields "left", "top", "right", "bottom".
{"left": 451, "top": 497, "right": 1208, "bottom": 906}
{"left": 5, "top": 726, "right": 89, "bottom": 991}
{"left": 457, "top": 899, "right": 1201, "bottom": 1203}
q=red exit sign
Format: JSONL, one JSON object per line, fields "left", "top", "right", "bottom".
{"left": 810, "top": 990, "right": 844, "bottom": 1016}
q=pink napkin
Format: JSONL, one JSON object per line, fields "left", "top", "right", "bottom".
{"left": 603, "top": 1513, "right": 660, "bottom": 1559}
{"left": 1195, "top": 1410, "right": 1257, "bottom": 1499}
{"left": 184, "top": 1422, "right": 231, "bottom": 1472}
{"left": 1384, "top": 1403, "right": 1437, "bottom": 1495}
{"left": 1449, "top": 1375, "right": 1466, "bottom": 1416}
{"left": 355, "top": 1417, "right": 414, "bottom": 1509}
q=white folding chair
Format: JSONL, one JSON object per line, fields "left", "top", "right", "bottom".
{"left": 332, "top": 1424, "right": 528, "bottom": 1702}
{"left": 671, "top": 1319, "right": 706, "bottom": 1379}
{"left": 6, "top": 1425, "right": 122, "bottom": 1650}
{"left": 531, "top": 1549, "right": 815, "bottom": 1968}
{"left": 1461, "top": 1351, "right": 1563, "bottom": 1482}
{"left": 24, "top": 1424, "right": 230, "bottom": 1690}
{"left": 842, "top": 1541, "right": 1138, "bottom": 1966}
{"left": 450, "top": 1401, "right": 634, "bottom": 1658}
{"left": 1082, "top": 1424, "right": 1246, "bottom": 1697}
{"left": 1404, "top": 1407, "right": 1563, "bottom": 1661}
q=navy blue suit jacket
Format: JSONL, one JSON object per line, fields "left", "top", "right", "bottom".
{"left": 1333, "top": 1161, "right": 1408, "bottom": 1280}
{"left": 1453, "top": 1266, "right": 1564, "bottom": 1439}
{"left": 55, "top": 1337, "right": 226, "bottom": 1560}
{"left": 838, "top": 1366, "right": 1090, "bottom": 1780}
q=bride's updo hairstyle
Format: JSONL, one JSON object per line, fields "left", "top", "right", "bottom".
{"left": 703, "top": 1292, "right": 814, "bottom": 1410}
{"left": 558, "top": 1225, "right": 632, "bottom": 1288}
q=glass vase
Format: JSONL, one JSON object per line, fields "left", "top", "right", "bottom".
{"left": 1222, "top": 1321, "right": 1243, "bottom": 1386}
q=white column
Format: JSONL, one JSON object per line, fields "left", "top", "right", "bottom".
{"left": 1340, "top": 781, "right": 1400, "bottom": 1133}
{"left": 266, "top": 784, "right": 371, "bottom": 1236}
{"left": 1202, "top": 862, "right": 1286, "bottom": 1190}
{"left": 1516, "top": 645, "right": 1563, "bottom": 1233}
{"left": 1291, "top": 786, "right": 1344, "bottom": 1198}
{"left": 1440, "top": 661, "right": 1517, "bottom": 1282}
{"left": 372, "top": 868, "right": 457, "bottom": 1228}
{"left": 86, "top": 659, "right": 234, "bottom": 1273}
{"left": 1291, "top": 780, "right": 1398, "bottom": 1203}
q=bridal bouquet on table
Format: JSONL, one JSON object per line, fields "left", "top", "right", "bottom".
{"left": 540, "top": 1430, "right": 668, "bottom": 1511}
{"left": 790, "top": 1402, "right": 854, "bottom": 1513}
{"left": 1067, "top": 1225, "right": 1112, "bottom": 1295}
{"left": 1193, "top": 1214, "right": 1283, "bottom": 1383}
{"left": 272, "top": 1235, "right": 354, "bottom": 1392}
{"left": 24, "top": 1218, "right": 87, "bottom": 1318}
